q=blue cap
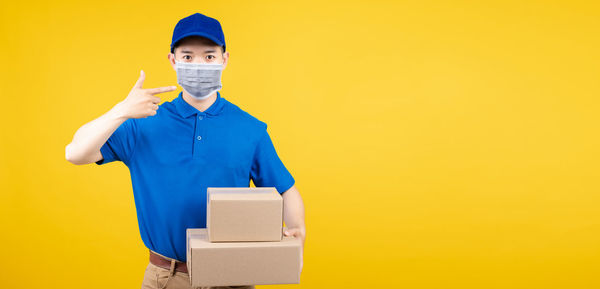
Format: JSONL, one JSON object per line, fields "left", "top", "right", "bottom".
{"left": 170, "top": 13, "right": 226, "bottom": 53}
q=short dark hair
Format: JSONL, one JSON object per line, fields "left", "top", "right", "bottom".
{"left": 171, "top": 35, "right": 225, "bottom": 54}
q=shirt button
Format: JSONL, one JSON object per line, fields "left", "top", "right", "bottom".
{"left": 198, "top": 115, "right": 203, "bottom": 120}
{"left": 197, "top": 136, "right": 202, "bottom": 141}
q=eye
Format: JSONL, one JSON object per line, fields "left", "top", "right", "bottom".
{"left": 206, "top": 55, "right": 215, "bottom": 60}
{"left": 183, "top": 55, "right": 191, "bottom": 60}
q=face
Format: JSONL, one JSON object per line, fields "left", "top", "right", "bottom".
{"left": 167, "top": 36, "right": 229, "bottom": 69}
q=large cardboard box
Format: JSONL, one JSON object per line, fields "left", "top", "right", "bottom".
{"left": 186, "top": 228, "right": 302, "bottom": 287}
{"left": 207, "top": 187, "right": 283, "bottom": 242}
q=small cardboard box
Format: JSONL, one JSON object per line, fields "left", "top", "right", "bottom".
{"left": 207, "top": 187, "right": 283, "bottom": 242}
{"left": 186, "top": 228, "right": 302, "bottom": 287}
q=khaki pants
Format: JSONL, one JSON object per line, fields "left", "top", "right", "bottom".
{"left": 141, "top": 261, "right": 256, "bottom": 289}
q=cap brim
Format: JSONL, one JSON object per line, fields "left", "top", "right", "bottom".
{"left": 171, "top": 32, "right": 224, "bottom": 51}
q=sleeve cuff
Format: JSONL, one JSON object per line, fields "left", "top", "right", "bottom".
{"left": 95, "top": 142, "right": 116, "bottom": 165}
{"left": 275, "top": 175, "right": 296, "bottom": 195}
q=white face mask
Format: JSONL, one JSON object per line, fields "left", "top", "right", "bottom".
{"left": 175, "top": 60, "right": 224, "bottom": 100}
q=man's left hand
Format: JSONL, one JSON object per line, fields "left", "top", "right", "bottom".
{"left": 284, "top": 227, "right": 305, "bottom": 272}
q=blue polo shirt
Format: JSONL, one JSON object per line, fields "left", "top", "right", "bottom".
{"left": 95, "top": 91, "right": 295, "bottom": 262}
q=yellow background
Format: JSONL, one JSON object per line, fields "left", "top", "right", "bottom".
{"left": 1, "top": 0, "right": 599, "bottom": 288}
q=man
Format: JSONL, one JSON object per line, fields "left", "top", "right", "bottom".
{"left": 65, "top": 12, "right": 306, "bottom": 289}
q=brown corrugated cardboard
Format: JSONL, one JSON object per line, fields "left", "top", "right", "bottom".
{"left": 186, "top": 228, "right": 301, "bottom": 287}
{"left": 207, "top": 187, "right": 283, "bottom": 242}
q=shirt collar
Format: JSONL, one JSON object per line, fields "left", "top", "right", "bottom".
{"left": 174, "top": 91, "right": 226, "bottom": 118}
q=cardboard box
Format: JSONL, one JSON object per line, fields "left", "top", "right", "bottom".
{"left": 207, "top": 187, "right": 283, "bottom": 242}
{"left": 186, "top": 228, "right": 302, "bottom": 287}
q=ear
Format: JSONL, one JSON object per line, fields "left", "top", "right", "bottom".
{"left": 167, "top": 53, "right": 176, "bottom": 70}
{"left": 222, "top": 51, "right": 230, "bottom": 69}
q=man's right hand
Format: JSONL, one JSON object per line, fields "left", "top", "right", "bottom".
{"left": 66, "top": 70, "right": 176, "bottom": 165}
{"left": 114, "top": 70, "right": 177, "bottom": 119}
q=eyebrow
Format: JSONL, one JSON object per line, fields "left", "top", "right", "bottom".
{"left": 180, "top": 49, "right": 217, "bottom": 54}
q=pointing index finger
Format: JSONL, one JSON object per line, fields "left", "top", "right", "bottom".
{"left": 147, "top": 85, "right": 177, "bottom": 95}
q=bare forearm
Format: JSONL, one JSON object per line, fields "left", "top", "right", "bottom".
{"left": 65, "top": 103, "right": 127, "bottom": 164}
{"left": 283, "top": 185, "right": 305, "bottom": 232}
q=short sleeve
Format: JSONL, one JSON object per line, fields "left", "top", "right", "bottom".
{"left": 95, "top": 118, "right": 138, "bottom": 166}
{"left": 250, "top": 126, "right": 295, "bottom": 194}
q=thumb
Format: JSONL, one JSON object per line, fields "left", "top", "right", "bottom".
{"left": 133, "top": 69, "right": 145, "bottom": 89}
{"left": 284, "top": 228, "right": 299, "bottom": 236}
